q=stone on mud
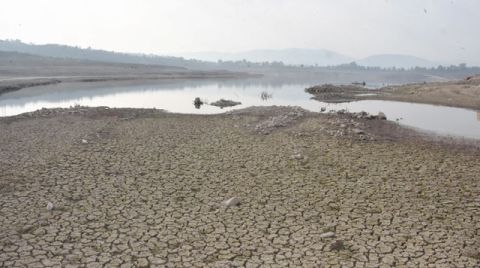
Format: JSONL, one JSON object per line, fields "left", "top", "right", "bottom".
{"left": 223, "top": 197, "right": 241, "bottom": 207}
{"left": 320, "top": 232, "right": 336, "bottom": 238}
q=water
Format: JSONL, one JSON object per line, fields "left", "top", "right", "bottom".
{"left": 0, "top": 79, "right": 479, "bottom": 139}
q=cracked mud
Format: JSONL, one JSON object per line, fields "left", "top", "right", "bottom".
{"left": 0, "top": 107, "right": 479, "bottom": 267}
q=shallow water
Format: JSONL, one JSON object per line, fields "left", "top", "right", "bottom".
{"left": 0, "top": 79, "right": 479, "bottom": 139}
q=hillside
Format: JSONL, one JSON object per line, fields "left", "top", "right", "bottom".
{"left": 0, "top": 50, "right": 187, "bottom": 77}
{"left": 0, "top": 51, "right": 248, "bottom": 95}
{"left": 0, "top": 40, "right": 217, "bottom": 70}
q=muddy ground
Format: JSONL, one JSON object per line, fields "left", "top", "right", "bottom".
{"left": 0, "top": 106, "right": 479, "bottom": 267}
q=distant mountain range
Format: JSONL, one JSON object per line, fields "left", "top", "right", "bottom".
{"left": 0, "top": 39, "right": 447, "bottom": 69}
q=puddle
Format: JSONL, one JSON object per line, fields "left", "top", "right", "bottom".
{"left": 0, "top": 79, "right": 479, "bottom": 139}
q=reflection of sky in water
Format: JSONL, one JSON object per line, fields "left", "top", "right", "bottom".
{"left": 0, "top": 80, "right": 479, "bottom": 139}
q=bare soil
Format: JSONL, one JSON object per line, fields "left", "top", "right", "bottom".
{"left": 307, "top": 75, "right": 480, "bottom": 110}
{"left": 0, "top": 106, "right": 478, "bottom": 267}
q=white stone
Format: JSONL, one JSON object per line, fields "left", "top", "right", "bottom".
{"left": 46, "top": 202, "right": 54, "bottom": 211}
{"left": 353, "top": 128, "right": 364, "bottom": 135}
{"left": 223, "top": 197, "right": 241, "bottom": 207}
{"left": 81, "top": 139, "right": 88, "bottom": 144}
{"left": 320, "top": 232, "right": 335, "bottom": 238}
{"left": 291, "top": 153, "right": 303, "bottom": 160}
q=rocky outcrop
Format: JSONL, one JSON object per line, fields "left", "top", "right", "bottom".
{"left": 210, "top": 99, "right": 242, "bottom": 108}
{"left": 305, "top": 84, "right": 368, "bottom": 103}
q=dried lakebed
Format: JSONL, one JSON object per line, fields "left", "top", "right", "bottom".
{"left": 0, "top": 107, "right": 479, "bottom": 267}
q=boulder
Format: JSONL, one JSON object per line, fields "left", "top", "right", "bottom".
{"left": 377, "top": 112, "right": 387, "bottom": 120}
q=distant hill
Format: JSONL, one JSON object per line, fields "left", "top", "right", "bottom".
{"left": 0, "top": 40, "right": 457, "bottom": 71}
{"left": 357, "top": 54, "right": 438, "bottom": 69}
{"left": 0, "top": 39, "right": 216, "bottom": 70}
{"left": 181, "top": 48, "right": 354, "bottom": 66}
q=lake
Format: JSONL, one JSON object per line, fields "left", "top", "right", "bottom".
{"left": 0, "top": 79, "right": 479, "bottom": 139}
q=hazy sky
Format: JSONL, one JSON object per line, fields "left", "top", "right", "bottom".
{"left": 1, "top": 0, "right": 479, "bottom": 65}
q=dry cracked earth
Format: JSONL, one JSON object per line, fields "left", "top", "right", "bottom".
{"left": 0, "top": 107, "right": 479, "bottom": 267}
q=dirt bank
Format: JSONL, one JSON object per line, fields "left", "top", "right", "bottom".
{"left": 0, "top": 50, "right": 258, "bottom": 96}
{"left": 0, "top": 106, "right": 478, "bottom": 267}
{"left": 307, "top": 75, "right": 480, "bottom": 110}
{"left": 0, "top": 71, "right": 255, "bottom": 96}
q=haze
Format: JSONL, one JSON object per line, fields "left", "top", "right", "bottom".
{"left": 1, "top": 0, "right": 479, "bottom": 65}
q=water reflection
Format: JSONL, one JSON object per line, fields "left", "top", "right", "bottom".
{"left": 0, "top": 78, "right": 479, "bottom": 139}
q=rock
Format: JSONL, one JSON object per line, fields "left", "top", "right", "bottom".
{"left": 291, "top": 153, "right": 303, "bottom": 160}
{"left": 46, "top": 202, "right": 54, "bottom": 211}
{"left": 352, "top": 128, "right": 364, "bottom": 135}
{"left": 329, "top": 240, "right": 345, "bottom": 251}
{"left": 320, "top": 232, "right": 336, "bottom": 238}
{"left": 358, "top": 111, "right": 368, "bottom": 118}
{"left": 210, "top": 99, "right": 241, "bottom": 108}
{"left": 260, "top": 91, "right": 272, "bottom": 100}
{"left": 18, "top": 225, "right": 34, "bottom": 234}
{"left": 81, "top": 139, "right": 88, "bottom": 144}
{"left": 251, "top": 108, "right": 306, "bottom": 134}
{"left": 377, "top": 112, "right": 387, "bottom": 120}
{"left": 193, "top": 97, "right": 204, "bottom": 109}
{"left": 320, "top": 107, "right": 326, "bottom": 112}
{"left": 223, "top": 197, "right": 241, "bottom": 207}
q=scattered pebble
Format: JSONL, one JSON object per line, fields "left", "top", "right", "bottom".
{"left": 330, "top": 240, "right": 345, "bottom": 251}
{"left": 81, "top": 139, "right": 88, "bottom": 144}
{"left": 46, "top": 202, "right": 54, "bottom": 211}
{"left": 223, "top": 197, "right": 241, "bottom": 207}
{"left": 291, "top": 153, "right": 303, "bottom": 160}
{"left": 320, "top": 232, "right": 336, "bottom": 238}
{"left": 352, "top": 128, "right": 364, "bottom": 135}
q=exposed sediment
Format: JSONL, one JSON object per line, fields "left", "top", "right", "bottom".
{"left": 0, "top": 79, "right": 61, "bottom": 95}
{"left": 0, "top": 106, "right": 479, "bottom": 267}
{"left": 306, "top": 75, "right": 480, "bottom": 110}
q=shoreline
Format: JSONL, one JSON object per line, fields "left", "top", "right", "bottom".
{"left": 306, "top": 75, "right": 480, "bottom": 110}
{"left": 0, "top": 72, "right": 259, "bottom": 96}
